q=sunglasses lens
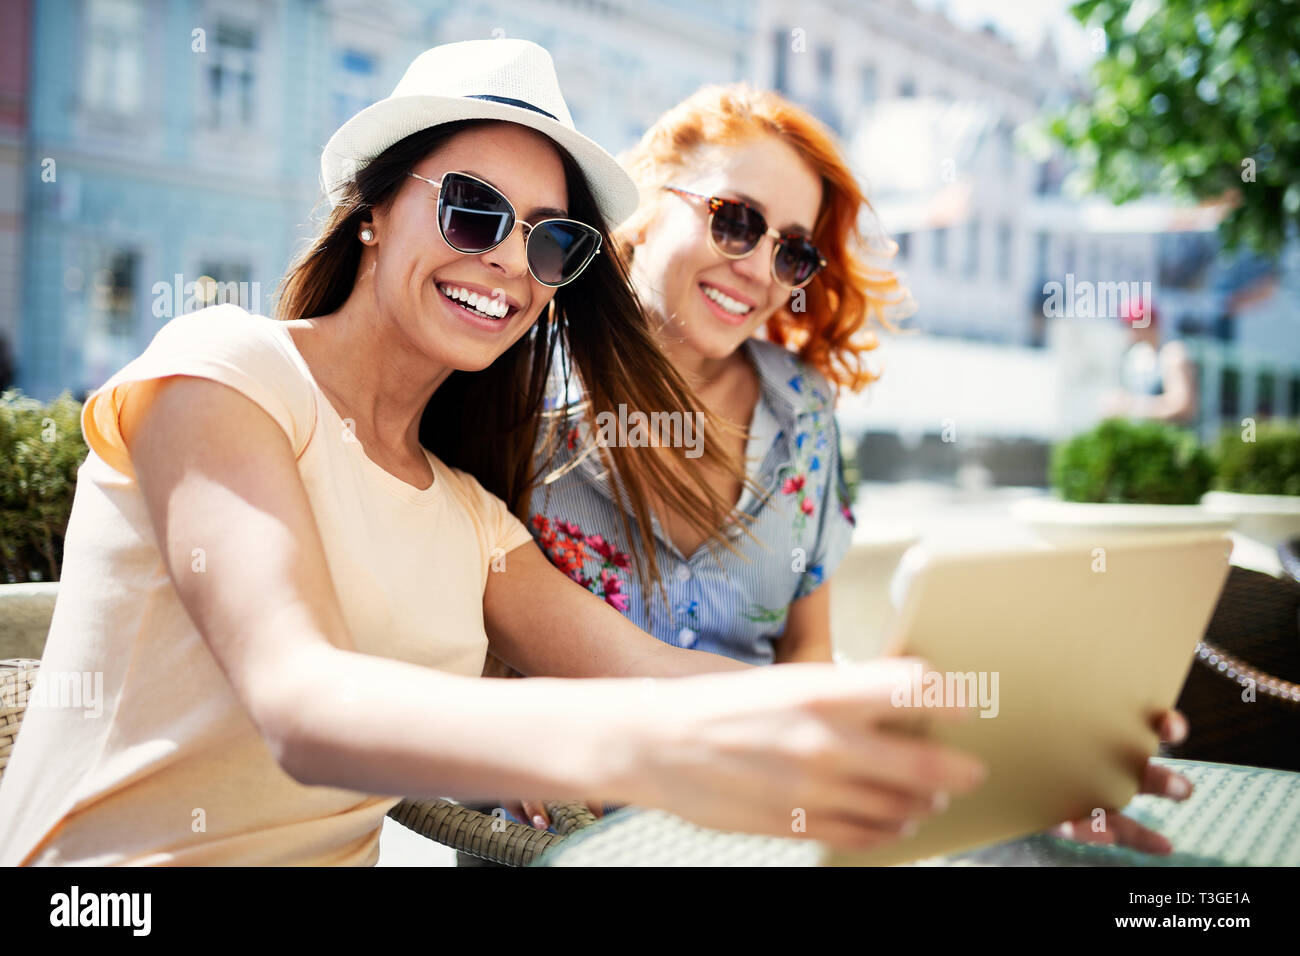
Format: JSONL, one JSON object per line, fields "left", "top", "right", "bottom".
{"left": 439, "top": 173, "right": 515, "bottom": 252}
{"left": 710, "top": 200, "right": 766, "bottom": 255}
{"left": 528, "top": 221, "right": 601, "bottom": 286}
{"left": 775, "top": 237, "right": 823, "bottom": 287}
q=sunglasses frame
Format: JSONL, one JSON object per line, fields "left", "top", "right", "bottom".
{"left": 406, "top": 170, "right": 602, "bottom": 288}
{"left": 664, "top": 186, "right": 827, "bottom": 290}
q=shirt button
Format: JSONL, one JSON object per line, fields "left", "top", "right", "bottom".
{"left": 675, "top": 564, "right": 692, "bottom": 582}
{"left": 678, "top": 627, "right": 697, "bottom": 647}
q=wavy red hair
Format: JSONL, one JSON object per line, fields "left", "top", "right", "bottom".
{"left": 617, "top": 83, "right": 914, "bottom": 394}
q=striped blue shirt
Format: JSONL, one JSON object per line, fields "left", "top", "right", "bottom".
{"left": 527, "top": 337, "right": 856, "bottom": 665}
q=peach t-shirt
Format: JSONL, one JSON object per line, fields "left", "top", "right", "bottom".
{"left": 0, "top": 303, "right": 535, "bottom": 866}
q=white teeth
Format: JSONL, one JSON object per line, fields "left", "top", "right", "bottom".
{"left": 701, "top": 284, "right": 752, "bottom": 315}
{"left": 438, "top": 283, "right": 510, "bottom": 319}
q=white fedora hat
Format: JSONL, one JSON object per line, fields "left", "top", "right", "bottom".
{"left": 321, "top": 39, "right": 639, "bottom": 227}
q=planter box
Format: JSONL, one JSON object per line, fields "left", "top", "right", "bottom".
{"left": 1201, "top": 491, "right": 1300, "bottom": 577}
{"left": 0, "top": 582, "right": 58, "bottom": 660}
{"left": 1201, "top": 491, "right": 1300, "bottom": 546}
{"left": 1010, "top": 497, "right": 1234, "bottom": 546}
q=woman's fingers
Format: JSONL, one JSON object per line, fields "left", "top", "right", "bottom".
{"left": 816, "top": 778, "right": 945, "bottom": 831}
{"left": 1140, "top": 760, "right": 1193, "bottom": 800}
{"left": 1156, "top": 709, "right": 1189, "bottom": 744}
{"left": 847, "top": 729, "right": 987, "bottom": 801}
{"left": 521, "top": 800, "right": 550, "bottom": 830}
{"left": 1054, "top": 812, "right": 1173, "bottom": 855}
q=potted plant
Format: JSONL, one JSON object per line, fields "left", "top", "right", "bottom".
{"left": 0, "top": 389, "right": 86, "bottom": 659}
{"left": 1202, "top": 421, "right": 1300, "bottom": 571}
{"left": 1012, "top": 418, "right": 1231, "bottom": 542}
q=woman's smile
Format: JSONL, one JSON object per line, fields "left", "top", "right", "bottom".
{"left": 434, "top": 278, "right": 524, "bottom": 331}
{"left": 698, "top": 280, "right": 756, "bottom": 325}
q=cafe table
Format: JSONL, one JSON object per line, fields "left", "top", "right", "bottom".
{"left": 535, "top": 757, "right": 1300, "bottom": 867}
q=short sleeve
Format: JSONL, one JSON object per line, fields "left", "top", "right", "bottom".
{"left": 450, "top": 468, "right": 537, "bottom": 561}
{"left": 81, "top": 305, "right": 316, "bottom": 479}
{"left": 795, "top": 413, "right": 856, "bottom": 599}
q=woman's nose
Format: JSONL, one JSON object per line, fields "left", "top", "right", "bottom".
{"left": 483, "top": 223, "right": 530, "bottom": 280}
{"left": 730, "top": 234, "right": 774, "bottom": 287}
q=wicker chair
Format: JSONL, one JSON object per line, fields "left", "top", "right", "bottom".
{"left": 0, "top": 657, "right": 595, "bottom": 866}
{"left": 1163, "top": 540, "right": 1300, "bottom": 772}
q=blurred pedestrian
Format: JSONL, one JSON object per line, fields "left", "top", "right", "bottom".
{"left": 1103, "top": 298, "right": 1197, "bottom": 423}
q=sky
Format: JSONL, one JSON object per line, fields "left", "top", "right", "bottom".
{"left": 912, "top": 0, "right": 1100, "bottom": 74}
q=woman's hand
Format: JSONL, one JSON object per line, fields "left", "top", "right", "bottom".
{"left": 603, "top": 658, "right": 987, "bottom": 850}
{"left": 1048, "top": 709, "right": 1192, "bottom": 854}
{"left": 504, "top": 799, "right": 605, "bottom": 830}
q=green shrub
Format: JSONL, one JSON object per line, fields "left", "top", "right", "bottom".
{"left": 1050, "top": 418, "right": 1214, "bottom": 505}
{"left": 1213, "top": 420, "right": 1300, "bottom": 496}
{"left": 0, "top": 389, "right": 89, "bottom": 582}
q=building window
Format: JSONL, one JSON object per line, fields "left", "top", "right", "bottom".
{"left": 207, "top": 21, "right": 258, "bottom": 129}
{"left": 996, "top": 222, "right": 1012, "bottom": 281}
{"left": 860, "top": 64, "right": 877, "bottom": 105}
{"left": 195, "top": 260, "right": 258, "bottom": 312}
{"left": 817, "top": 44, "right": 833, "bottom": 87}
{"left": 82, "top": 0, "right": 145, "bottom": 116}
{"left": 334, "top": 48, "right": 379, "bottom": 130}
{"left": 894, "top": 231, "right": 910, "bottom": 259}
{"left": 1035, "top": 232, "right": 1049, "bottom": 283}
{"left": 815, "top": 44, "right": 839, "bottom": 132}
{"left": 773, "top": 28, "right": 789, "bottom": 93}
{"left": 964, "top": 218, "right": 980, "bottom": 277}
{"left": 932, "top": 227, "right": 948, "bottom": 270}
{"left": 83, "top": 248, "right": 139, "bottom": 391}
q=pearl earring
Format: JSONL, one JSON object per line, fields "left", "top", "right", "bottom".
{"left": 360, "top": 228, "right": 374, "bottom": 242}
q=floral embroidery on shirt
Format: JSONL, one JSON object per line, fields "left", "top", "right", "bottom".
{"left": 781, "top": 366, "right": 837, "bottom": 541}
{"left": 529, "top": 515, "right": 631, "bottom": 612}
{"left": 674, "top": 599, "right": 701, "bottom": 633}
{"left": 741, "top": 603, "right": 788, "bottom": 624}
{"left": 835, "top": 455, "right": 857, "bottom": 527}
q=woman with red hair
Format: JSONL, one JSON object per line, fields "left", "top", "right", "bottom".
{"left": 515, "top": 84, "right": 1193, "bottom": 854}
{"left": 527, "top": 84, "right": 907, "bottom": 671}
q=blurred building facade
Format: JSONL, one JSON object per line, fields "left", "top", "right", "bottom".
{"left": 7, "top": 0, "right": 1298, "bottom": 449}
{"left": 750, "top": 0, "right": 1299, "bottom": 454}
{"left": 0, "top": 0, "right": 31, "bottom": 389}
{"left": 12, "top": 0, "right": 756, "bottom": 400}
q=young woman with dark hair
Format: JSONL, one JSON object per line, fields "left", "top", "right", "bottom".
{"left": 0, "top": 42, "right": 985, "bottom": 866}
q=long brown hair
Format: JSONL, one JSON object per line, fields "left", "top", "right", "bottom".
{"left": 273, "top": 120, "right": 755, "bottom": 610}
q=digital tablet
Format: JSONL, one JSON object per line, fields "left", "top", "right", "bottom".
{"left": 827, "top": 534, "right": 1233, "bottom": 866}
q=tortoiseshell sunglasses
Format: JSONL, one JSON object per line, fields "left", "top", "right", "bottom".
{"left": 665, "top": 186, "right": 827, "bottom": 289}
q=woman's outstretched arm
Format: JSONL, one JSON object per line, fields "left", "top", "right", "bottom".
{"left": 481, "top": 545, "right": 748, "bottom": 678}
{"left": 120, "top": 375, "right": 983, "bottom": 846}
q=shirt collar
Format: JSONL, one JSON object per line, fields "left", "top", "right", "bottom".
{"left": 546, "top": 338, "right": 830, "bottom": 541}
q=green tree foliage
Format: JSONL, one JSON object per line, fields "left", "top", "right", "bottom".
{"left": 0, "top": 390, "right": 88, "bottom": 582}
{"left": 1051, "top": 0, "right": 1300, "bottom": 254}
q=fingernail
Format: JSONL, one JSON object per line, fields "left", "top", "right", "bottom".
{"left": 532, "top": 815, "right": 547, "bottom": 829}
{"left": 1165, "top": 775, "right": 1191, "bottom": 799}
{"left": 969, "top": 763, "right": 988, "bottom": 788}
{"left": 931, "top": 791, "right": 949, "bottom": 813}
{"left": 900, "top": 819, "right": 919, "bottom": 839}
